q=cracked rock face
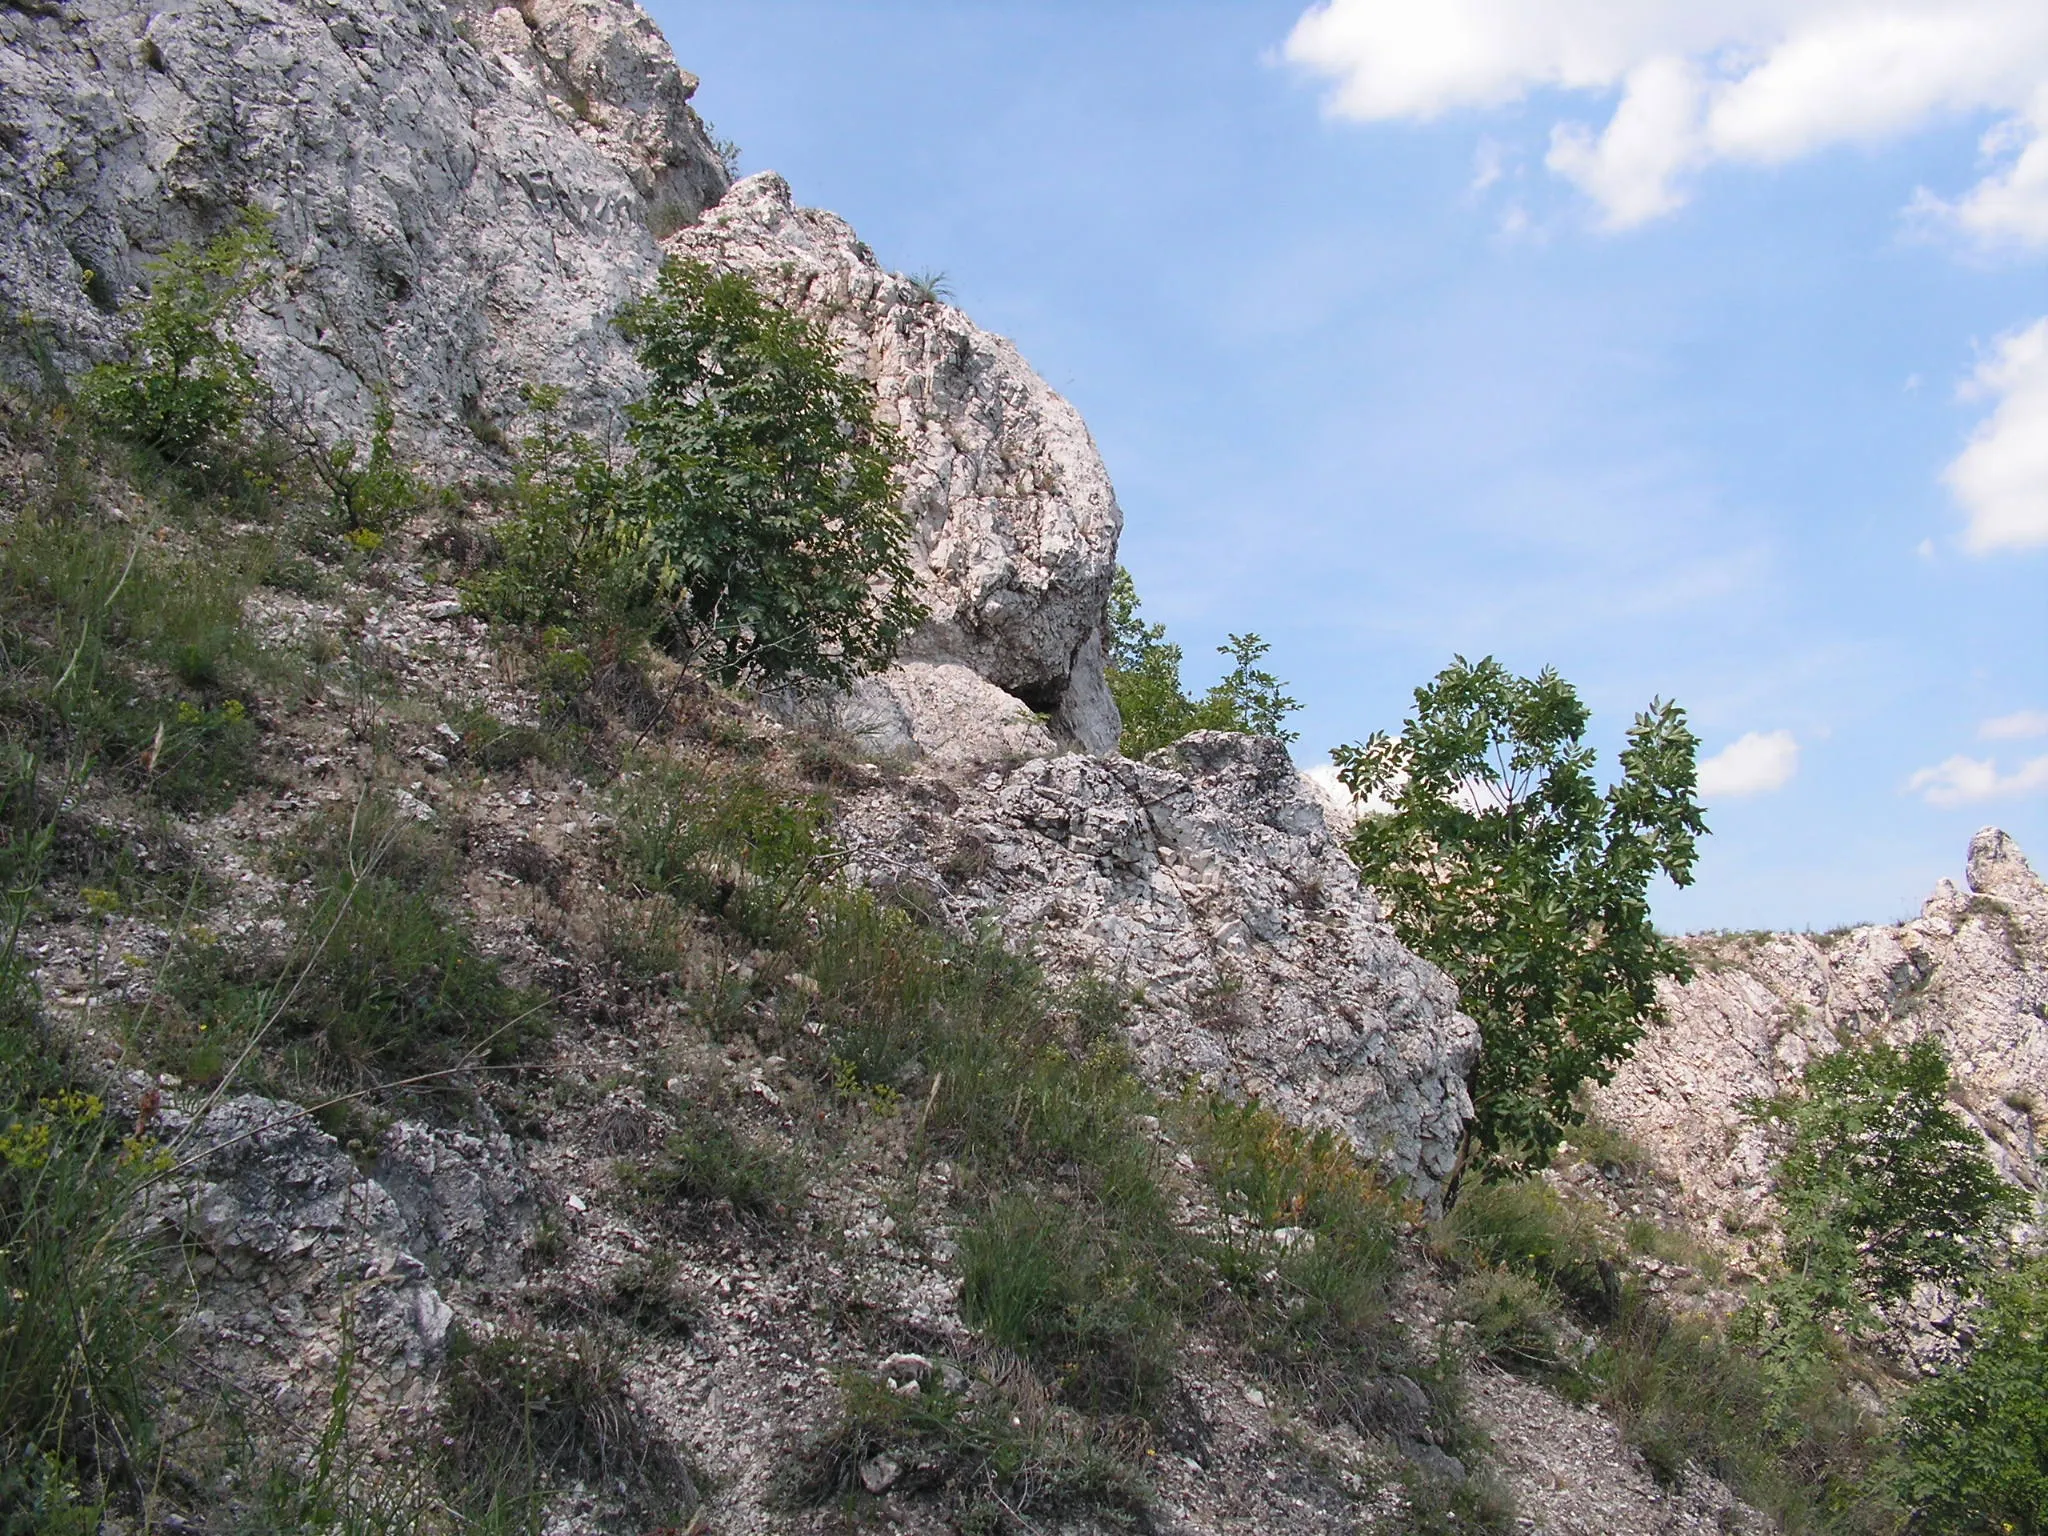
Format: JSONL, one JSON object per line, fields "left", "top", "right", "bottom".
{"left": 668, "top": 173, "right": 1124, "bottom": 753}
{"left": 837, "top": 732, "right": 1481, "bottom": 1204}
{"left": 1593, "top": 828, "right": 2048, "bottom": 1234}
{"left": 0, "top": 0, "right": 728, "bottom": 469}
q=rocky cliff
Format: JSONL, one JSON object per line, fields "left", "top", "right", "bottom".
{"left": 1594, "top": 828, "right": 2048, "bottom": 1240}
{"left": 1, "top": 0, "right": 729, "bottom": 462}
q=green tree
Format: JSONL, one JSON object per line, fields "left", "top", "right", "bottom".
{"left": 1898, "top": 1253, "right": 2048, "bottom": 1535}
{"left": 1750, "top": 1036, "right": 2020, "bottom": 1339}
{"left": 1333, "top": 656, "right": 1705, "bottom": 1178}
{"left": 1104, "top": 568, "right": 1298, "bottom": 757}
{"left": 78, "top": 209, "right": 275, "bottom": 461}
{"left": 613, "top": 260, "right": 925, "bottom": 688}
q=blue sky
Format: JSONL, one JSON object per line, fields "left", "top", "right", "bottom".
{"left": 645, "top": 0, "right": 2048, "bottom": 932}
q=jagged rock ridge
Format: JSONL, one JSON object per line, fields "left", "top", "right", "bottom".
{"left": 1594, "top": 828, "right": 2048, "bottom": 1234}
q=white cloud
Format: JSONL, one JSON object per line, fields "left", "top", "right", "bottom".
{"left": 1982, "top": 708, "right": 2048, "bottom": 740}
{"left": 1907, "top": 752, "right": 2048, "bottom": 806}
{"left": 1697, "top": 730, "right": 1800, "bottom": 797}
{"left": 1283, "top": 1, "right": 2048, "bottom": 240}
{"left": 1945, "top": 317, "right": 2048, "bottom": 552}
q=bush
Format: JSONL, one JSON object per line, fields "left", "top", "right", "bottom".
{"left": 460, "top": 387, "right": 655, "bottom": 646}
{"left": 1898, "top": 1254, "right": 2048, "bottom": 1533}
{"left": 1104, "top": 568, "right": 1299, "bottom": 757}
{"left": 77, "top": 210, "right": 274, "bottom": 462}
{"left": 1751, "top": 1036, "right": 2021, "bottom": 1335}
{"left": 615, "top": 259, "right": 925, "bottom": 688}
{"left": 316, "top": 399, "right": 428, "bottom": 536}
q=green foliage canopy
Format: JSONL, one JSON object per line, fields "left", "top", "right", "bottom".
{"left": 614, "top": 260, "right": 925, "bottom": 688}
{"left": 1334, "top": 656, "right": 1706, "bottom": 1177}
{"left": 78, "top": 209, "right": 275, "bottom": 461}
{"left": 1104, "top": 568, "right": 1298, "bottom": 757}
{"left": 1898, "top": 1253, "right": 2048, "bottom": 1534}
{"left": 1751, "top": 1036, "right": 2021, "bottom": 1335}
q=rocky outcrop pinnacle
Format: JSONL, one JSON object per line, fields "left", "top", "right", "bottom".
{"left": 1593, "top": 828, "right": 2048, "bottom": 1235}
{"left": 671, "top": 173, "right": 1124, "bottom": 753}
{"left": 0, "top": 0, "right": 729, "bottom": 467}
{"left": 838, "top": 732, "right": 1483, "bottom": 1204}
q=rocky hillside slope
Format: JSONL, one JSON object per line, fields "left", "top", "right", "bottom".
{"left": 12, "top": 0, "right": 2036, "bottom": 1532}
{"left": 1594, "top": 829, "right": 2047, "bottom": 1245}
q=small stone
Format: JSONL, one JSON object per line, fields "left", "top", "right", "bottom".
{"left": 564, "top": 1193, "right": 587, "bottom": 1213}
{"left": 858, "top": 1455, "right": 901, "bottom": 1494}
{"left": 422, "top": 601, "right": 463, "bottom": 620}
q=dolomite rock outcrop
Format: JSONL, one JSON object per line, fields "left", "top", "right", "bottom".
{"left": 0, "top": 0, "right": 729, "bottom": 467}
{"left": 672, "top": 173, "right": 1124, "bottom": 752}
{"left": 1594, "top": 828, "right": 2048, "bottom": 1235}
{"left": 838, "top": 732, "right": 1482, "bottom": 1203}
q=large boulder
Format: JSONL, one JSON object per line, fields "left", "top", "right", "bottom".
{"left": 0, "top": 0, "right": 728, "bottom": 468}
{"left": 837, "top": 732, "right": 1482, "bottom": 1204}
{"left": 670, "top": 173, "right": 1124, "bottom": 752}
{"left": 1594, "top": 829, "right": 2048, "bottom": 1233}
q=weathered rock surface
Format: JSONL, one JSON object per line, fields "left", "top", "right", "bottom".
{"left": 669, "top": 173, "right": 1124, "bottom": 752}
{"left": 774, "top": 660, "right": 1058, "bottom": 772}
{"left": 154, "top": 1095, "right": 454, "bottom": 1391}
{"left": 838, "top": 732, "right": 1481, "bottom": 1202}
{"left": 0, "top": 0, "right": 728, "bottom": 467}
{"left": 1594, "top": 828, "right": 2048, "bottom": 1235}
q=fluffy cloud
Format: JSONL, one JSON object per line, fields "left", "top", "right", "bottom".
{"left": 1697, "top": 730, "right": 1800, "bottom": 797}
{"left": 1945, "top": 318, "right": 2048, "bottom": 552}
{"left": 1907, "top": 753, "right": 2048, "bottom": 806}
{"left": 1982, "top": 708, "right": 2048, "bottom": 740}
{"left": 1283, "top": 0, "right": 2048, "bottom": 240}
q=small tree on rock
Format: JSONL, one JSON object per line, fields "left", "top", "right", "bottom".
{"left": 1333, "top": 655, "right": 1705, "bottom": 1179}
{"left": 79, "top": 208, "right": 275, "bottom": 462}
{"left": 1105, "top": 567, "right": 1298, "bottom": 757}
{"left": 614, "top": 260, "right": 925, "bottom": 689}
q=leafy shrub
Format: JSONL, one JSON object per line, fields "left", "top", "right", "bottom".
{"left": 1898, "top": 1254, "right": 2048, "bottom": 1533}
{"left": 460, "top": 387, "right": 655, "bottom": 647}
{"left": 1104, "top": 568, "right": 1299, "bottom": 757}
{"left": 316, "top": 399, "right": 427, "bottom": 536}
{"left": 1750, "top": 1036, "right": 2021, "bottom": 1336}
{"left": 77, "top": 209, "right": 274, "bottom": 462}
{"left": 615, "top": 259, "right": 925, "bottom": 687}
{"left": 1335, "top": 656, "right": 1705, "bottom": 1175}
